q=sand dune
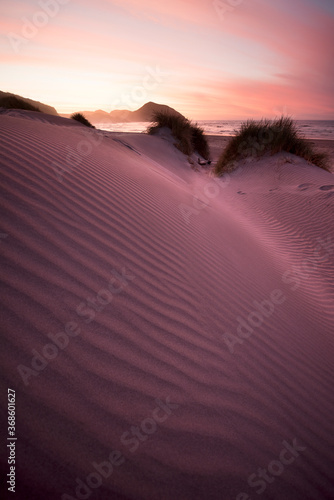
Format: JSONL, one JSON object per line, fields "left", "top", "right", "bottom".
{"left": 0, "top": 110, "right": 334, "bottom": 500}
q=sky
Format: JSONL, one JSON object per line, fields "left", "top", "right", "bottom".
{"left": 0, "top": 0, "right": 333, "bottom": 119}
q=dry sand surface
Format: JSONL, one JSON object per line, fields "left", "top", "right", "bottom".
{"left": 1, "top": 109, "right": 334, "bottom": 500}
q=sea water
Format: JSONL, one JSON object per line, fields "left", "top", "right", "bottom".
{"left": 97, "top": 120, "right": 334, "bottom": 140}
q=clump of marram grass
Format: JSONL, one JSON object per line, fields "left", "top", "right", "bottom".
{"left": 147, "top": 111, "right": 192, "bottom": 155}
{"left": 0, "top": 95, "right": 40, "bottom": 112}
{"left": 190, "top": 124, "right": 210, "bottom": 160}
{"left": 71, "top": 112, "right": 95, "bottom": 128}
{"left": 215, "top": 116, "right": 330, "bottom": 175}
{"left": 148, "top": 111, "right": 210, "bottom": 159}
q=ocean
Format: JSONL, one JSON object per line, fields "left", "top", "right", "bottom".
{"left": 97, "top": 119, "right": 334, "bottom": 140}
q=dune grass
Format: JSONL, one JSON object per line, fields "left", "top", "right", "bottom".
{"left": 190, "top": 124, "right": 210, "bottom": 160}
{"left": 0, "top": 95, "right": 40, "bottom": 112}
{"left": 71, "top": 112, "right": 95, "bottom": 128}
{"left": 148, "top": 111, "right": 210, "bottom": 159}
{"left": 147, "top": 112, "right": 192, "bottom": 155}
{"left": 215, "top": 116, "right": 330, "bottom": 174}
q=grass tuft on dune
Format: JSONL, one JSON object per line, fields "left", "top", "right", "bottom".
{"left": 148, "top": 111, "right": 210, "bottom": 159}
{"left": 0, "top": 95, "right": 41, "bottom": 112}
{"left": 190, "top": 123, "right": 210, "bottom": 160}
{"left": 215, "top": 116, "right": 330, "bottom": 175}
{"left": 70, "top": 112, "right": 95, "bottom": 128}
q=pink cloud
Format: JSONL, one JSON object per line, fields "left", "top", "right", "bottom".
{"left": 186, "top": 77, "right": 334, "bottom": 119}
{"left": 221, "top": 0, "right": 333, "bottom": 76}
{"left": 1, "top": 0, "right": 333, "bottom": 119}
{"left": 84, "top": 0, "right": 217, "bottom": 27}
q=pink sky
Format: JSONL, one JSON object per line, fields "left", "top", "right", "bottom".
{"left": 0, "top": 0, "right": 333, "bottom": 119}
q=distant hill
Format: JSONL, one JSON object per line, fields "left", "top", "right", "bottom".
{"left": 0, "top": 94, "right": 183, "bottom": 125}
{"left": 131, "top": 102, "right": 184, "bottom": 122}
{"left": 0, "top": 91, "right": 58, "bottom": 116}
{"left": 67, "top": 102, "right": 185, "bottom": 124}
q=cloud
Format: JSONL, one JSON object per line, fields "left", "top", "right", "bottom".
{"left": 92, "top": 0, "right": 217, "bottom": 27}
{"left": 1, "top": 0, "right": 332, "bottom": 118}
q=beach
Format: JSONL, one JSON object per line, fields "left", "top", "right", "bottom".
{"left": 1, "top": 109, "right": 334, "bottom": 500}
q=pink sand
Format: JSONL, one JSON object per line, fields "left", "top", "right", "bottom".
{"left": 0, "top": 109, "right": 334, "bottom": 500}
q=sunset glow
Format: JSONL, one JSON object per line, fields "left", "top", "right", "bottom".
{"left": 1, "top": 0, "right": 333, "bottom": 119}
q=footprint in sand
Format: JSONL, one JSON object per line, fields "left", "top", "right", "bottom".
{"left": 319, "top": 185, "right": 334, "bottom": 191}
{"left": 297, "top": 183, "right": 313, "bottom": 191}
{"left": 322, "top": 191, "right": 334, "bottom": 200}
